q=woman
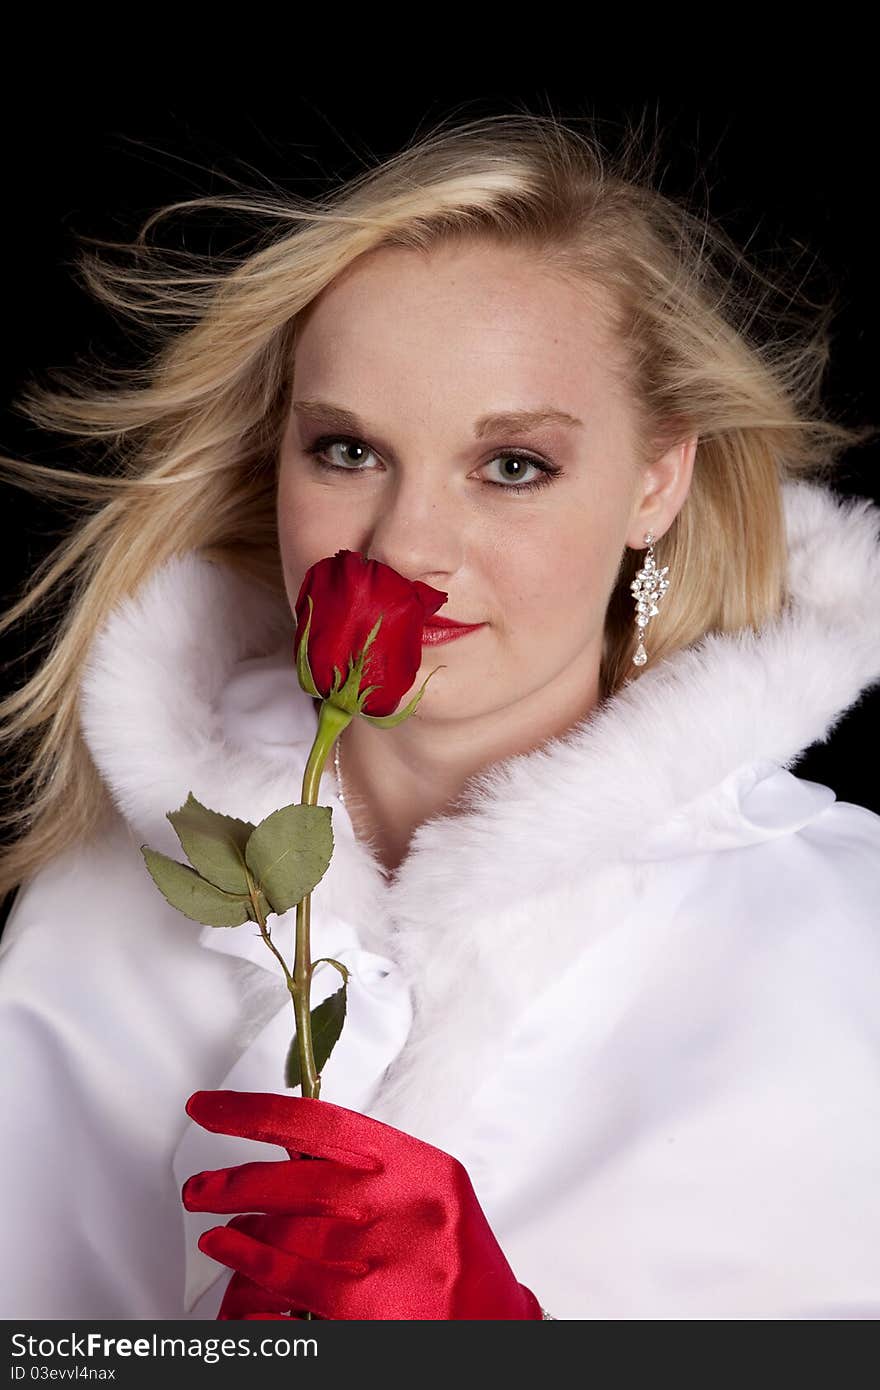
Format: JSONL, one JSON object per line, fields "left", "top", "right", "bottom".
{"left": 1, "top": 112, "right": 879, "bottom": 1321}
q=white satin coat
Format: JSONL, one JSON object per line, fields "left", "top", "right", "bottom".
{"left": 2, "top": 478, "right": 880, "bottom": 1320}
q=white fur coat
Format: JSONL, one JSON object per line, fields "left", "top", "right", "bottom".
{"left": 3, "top": 476, "right": 880, "bottom": 1320}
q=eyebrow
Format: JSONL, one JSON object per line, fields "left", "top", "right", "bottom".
{"left": 292, "top": 398, "right": 583, "bottom": 438}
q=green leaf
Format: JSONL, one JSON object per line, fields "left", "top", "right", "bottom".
{"left": 166, "top": 792, "right": 256, "bottom": 894}
{"left": 141, "top": 846, "right": 257, "bottom": 927}
{"left": 245, "top": 803, "right": 334, "bottom": 915}
{"left": 284, "top": 983, "right": 348, "bottom": 1090}
{"left": 295, "top": 595, "right": 322, "bottom": 699}
{"left": 359, "top": 664, "right": 447, "bottom": 726}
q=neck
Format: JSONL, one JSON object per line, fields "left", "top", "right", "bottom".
{"left": 330, "top": 655, "right": 604, "bottom": 880}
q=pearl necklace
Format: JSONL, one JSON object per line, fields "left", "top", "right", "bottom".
{"left": 335, "top": 736, "right": 391, "bottom": 879}
{"left": 333, "top": 738, "right": 347, "bottom": 808}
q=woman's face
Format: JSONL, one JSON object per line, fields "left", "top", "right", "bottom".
{"left": 277, "top": 240, "right": 680, "bottom": 726}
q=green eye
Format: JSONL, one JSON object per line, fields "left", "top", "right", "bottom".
{"left": 304, "top": 435, "right": 563, "bottom": 496}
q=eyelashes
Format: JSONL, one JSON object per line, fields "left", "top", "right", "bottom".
{"left": 302, "top": 434, "right": 563, "bottom": 497}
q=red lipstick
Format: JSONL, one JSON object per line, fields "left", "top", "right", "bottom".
{"left": 422, "top": 618, "right": 486, "bottom": 646}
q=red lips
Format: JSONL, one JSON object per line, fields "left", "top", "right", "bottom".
{"left": 423, "top": 616, "right": 483, "bottom": 630}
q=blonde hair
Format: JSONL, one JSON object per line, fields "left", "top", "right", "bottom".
{"left": 0, "top": 108, "right": 875, "bottom": 902}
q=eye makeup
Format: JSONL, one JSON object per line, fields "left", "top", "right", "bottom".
{"left": 302, "top": 434, "right": 564, "bottom": 497}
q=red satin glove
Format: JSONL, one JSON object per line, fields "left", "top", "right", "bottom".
{"left": 181, "top": 1090, "right": 543, "bottom": 1321}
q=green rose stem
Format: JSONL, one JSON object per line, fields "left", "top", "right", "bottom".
{"left": 282, "top": 609, "right": 442, "bottom": 1099}
{"left": 290, "top": 698, "right": 351, "bottom": 1101}
{"left": 241, "top": 692, "right": 342, "bottom": 1097}
{"left": 243, "top": 700, "right": 351, "bottom": 1322}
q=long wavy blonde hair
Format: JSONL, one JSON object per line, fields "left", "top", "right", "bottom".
{"left": 1, "top": 109, "right": 874, "bottom": 904}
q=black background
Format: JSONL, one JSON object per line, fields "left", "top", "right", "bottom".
{"left": 2, "top": 91, "right": 878, "bottom": 933}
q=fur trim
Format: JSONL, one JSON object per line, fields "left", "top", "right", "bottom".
{"left": 79, "top": 479, "right": 880, "bottom": 1138}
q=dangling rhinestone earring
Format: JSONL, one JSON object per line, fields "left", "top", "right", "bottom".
{"left": 630, "top": 531, "right": 670, "bottom": 667}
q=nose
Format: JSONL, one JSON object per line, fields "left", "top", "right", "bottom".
{"left": 358, "top": 464, "right": 462, "bottom": 587}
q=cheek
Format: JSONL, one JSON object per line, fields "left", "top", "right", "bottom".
{"left": 497, "top": 524, "right": 611, "bottom": 626}
{"left": 276, "top": 468, "right": 359, "bottom": 596}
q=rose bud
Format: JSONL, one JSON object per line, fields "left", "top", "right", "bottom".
{"left": 293, "top": 550, "right": 449, "bottom": 725}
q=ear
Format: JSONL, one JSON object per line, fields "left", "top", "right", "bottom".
{"left": 626, "top": 435, "right": 698, "bottom": 549}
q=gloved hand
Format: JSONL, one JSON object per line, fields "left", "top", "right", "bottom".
{"left": 181, "top": 1090, "right": 543, "bottom": 1321}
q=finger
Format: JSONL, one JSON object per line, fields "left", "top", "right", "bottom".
{"left": 185, "top": 1092, "right": 383, "bottom": 1170}
{"left": 225, "top": 1211, "right": 372, "bottom": 1268}
{"left": 214, "top": 1213, "right": 371, "bottom": 1284}
{"left": 185, "top": 1090, "right": 443, "bottom": 1172}
{"left": 218, "top": 1270, "right": 298, "bottom": 1321}
{"left": 198, "top": 1222, "right": 365, "bottom": 1320}
{"left": 182, "top": 1157, "right": 375, "bottom": 1217}
{"left": 241, "top": 1313, "right": 303, "bottom": 1320}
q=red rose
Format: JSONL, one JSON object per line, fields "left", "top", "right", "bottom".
{"left": 293, "top": 551, "right": 448, "bottom": 717}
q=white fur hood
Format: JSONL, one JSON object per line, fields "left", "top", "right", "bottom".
{"left": 79, "top": 476, "right": 880, "bottom": 885}
{"left": 78, "top": 476, "right": 880, "bottom": 1137}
